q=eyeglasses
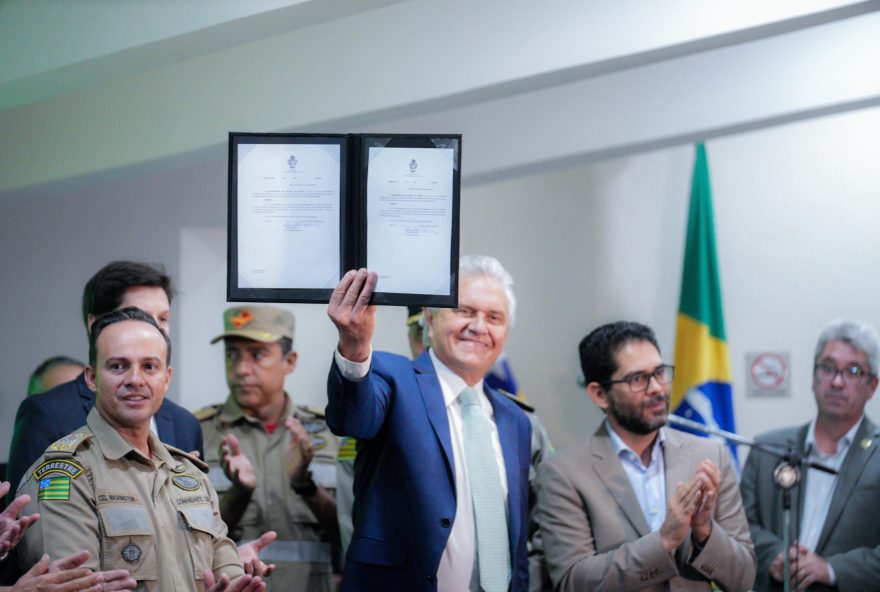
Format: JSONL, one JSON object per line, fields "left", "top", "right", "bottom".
{"left": 814, "top": 362, "right": 871, "bottom": 386}
{"left": 603, "top": 364, "right": 674, "bottom": 393}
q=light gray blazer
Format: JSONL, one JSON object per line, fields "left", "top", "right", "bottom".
{"left": 536, "top": 424, "right": 755, "bottom": 591}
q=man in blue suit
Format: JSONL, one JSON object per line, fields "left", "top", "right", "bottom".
{"left": 327, "top": 255, "right": 532, "bottom": 592}
{"left": 6, "top": 261, "right": 203, "bottom": 500}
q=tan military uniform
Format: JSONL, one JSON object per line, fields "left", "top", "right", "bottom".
{"left": 16, "top": 408, "right": 243, "bottom": 592}
{"left": 198, "top": 394, "right": 339, "bottom": 592}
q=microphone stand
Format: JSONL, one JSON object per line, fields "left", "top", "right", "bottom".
{"left": 666, "top": 415, "right": 836, "bottom": 592}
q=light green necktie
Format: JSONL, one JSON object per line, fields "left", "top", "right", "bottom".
{"left": 460, "top": 387, "right": 510, "bottom": 592}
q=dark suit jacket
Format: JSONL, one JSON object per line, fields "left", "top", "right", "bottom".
{"left": 740, "top": 417, "right": 880, "bottom": 592}
{"left": 326, "top": 350, "right": 532, "bottom": 592}
{"left": 536, "top": 423, "right": 755, "bottom": 592}
{"left": 6, "top": 372, "right": 203, "bottom": 498}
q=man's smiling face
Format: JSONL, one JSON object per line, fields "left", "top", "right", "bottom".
{"left": 427, "top": 274, "right": 510, "bottom": 385}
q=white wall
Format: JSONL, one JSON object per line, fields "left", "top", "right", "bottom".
{"left": 2, "top": 105, "right": 880, "bottom": 462}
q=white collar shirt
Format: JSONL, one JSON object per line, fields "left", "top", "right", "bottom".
{"left": 606, "top": 420, "right": 667, "bottom": 533}
{"left": 431, "top": 349, "right": 508, "bottom": 592}
{"left": 800, "top": 416, "right": 863, "bottom": 552}
{"left": 333, "top": 347, "right": 508, "bottom": 591}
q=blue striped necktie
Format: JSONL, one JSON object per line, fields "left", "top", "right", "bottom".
{"left": 459, "top": 386, "right": 510, "bottom": 592}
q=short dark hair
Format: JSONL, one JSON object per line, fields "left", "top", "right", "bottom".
{"left": 579, "top": 321, "right": 660, "bottom": 386}
{"left": 27, "top": 355, "right": 85, "bottom": 395}
{"left": 82, "top": 261, "right": 174, "bottom": 328}
{"left": 89, "top": 307, "right": 171, "bottom": 366}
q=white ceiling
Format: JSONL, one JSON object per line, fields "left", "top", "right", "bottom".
{"left": 2, "top": 0, "right": 878, "bottom": 197}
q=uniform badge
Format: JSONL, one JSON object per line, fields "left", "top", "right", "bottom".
{"left": 121, "top": 542, "right": 142, "bottom": 563}
{"left": 33, "top": 459, "right": 85, "bottom": 480}
{"left": 172, "top": 475, "right": 201, "bottom": 491}
{"left": 861, "top": 438, "right": 873, "bottom": 450}
{"left": 171, "top": 463, "right": 186, "bottom": 474}
{"left": 337, "top": 437, "right": 357, "bottom": 462}
{"left": 311, "top": 435, "right": 327, "bottom": 450}
{"left": 38, "top": 476, "right": 71, "bottom": 501}
{"left": 48, "top": 433, "right": 88, "bottom": 452}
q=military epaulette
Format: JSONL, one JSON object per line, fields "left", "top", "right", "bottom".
{"left": 165, "top": 444, "right": 210, "bottom": 473}
{"left": 296, "top": 405, "right": 326, "bottom": 419}
{"left": 497, "top": 389, "right": 535, "bottom": 413}
{"left": 46, "top": 431, "right": 93, "bottom": 454}
{"left": 193, "top": 404, "right": 222, "bottom": 422}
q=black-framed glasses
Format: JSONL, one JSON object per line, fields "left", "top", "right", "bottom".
{"left": 603, "top": 364, "right": 674, "bottom": 393}
{"left": 814, "top": 362, "right": 871, "bottom": 386}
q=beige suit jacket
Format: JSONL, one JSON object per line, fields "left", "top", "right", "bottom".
{"left": 536, "top": 424, "right": 755, "bottom": 591}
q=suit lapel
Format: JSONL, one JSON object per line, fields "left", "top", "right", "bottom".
{"left": 75, "top": 372, "right": 96, "bottom": 415}
{"left": 153, "top": 400, "right": 174, "bottom": 446}
{"left": 486, "top": 386, "right": 523, "bottom": 552}
{"left": 414, "top": 354, "right": 455, "bottom": 481}
{"left": 816, "top": 418, "right": 880, "bottom": 553}
{"left": 663, "top": 429, "right": 692, "bottom": 505}
{"left": 592, "top": 425, "right": 651, "bottom": 536}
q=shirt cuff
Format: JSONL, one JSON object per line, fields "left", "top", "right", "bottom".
{"left": 334, "top": 347, "right": 372, "bottom": 381}
{"left": 827, "top": 562, "right": 836, "bottom": 585}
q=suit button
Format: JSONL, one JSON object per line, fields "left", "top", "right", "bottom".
{"left": 426, "top": 574, "right": 435, "bottom": 582}
{"left": 440, "top": 517, "right": 451, "bottom": 528}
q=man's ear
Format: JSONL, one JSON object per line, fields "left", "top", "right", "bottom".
{"left": 84, "top": 365, "right": 98, "bottom": 393}
{"left": 284, "top": 351, "right": 298, "bottom": 375}
{"left": 423, "top": 309, "right": 435, "bottom": 342}
{"left": 586, "top": 382, "right": 610, "bottom": 412}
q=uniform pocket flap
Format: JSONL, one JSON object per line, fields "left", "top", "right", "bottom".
{"left": 178, "top": 506, "right": 218, "bottom": 536}
{"left": 99, "top": 505, "right": 152, "bottom": 536}
{"left": 347, "top": 536, "right": 406, "bottom": 567}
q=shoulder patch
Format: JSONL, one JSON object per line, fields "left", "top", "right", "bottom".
{"left": 34, "top": 459, "right": 85, "bottom": 480}
{"left": 193, "top": 405, "right": 222, "bottom": 422}
{"left": 337, "top": 437, "right": 357, "bottom": 462}
{"left": 498, "top": 389, "right": 535, "bottom": 412}
{"left": 48, "top": 432, "right": 92, "bottom": 453}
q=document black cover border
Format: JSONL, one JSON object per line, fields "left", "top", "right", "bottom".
{"left": 357, "top": 134, "right": 461, "bottom": 308}
{"left": 227, "top": 132, "right": 460, "bottom": 307}
{"left": 227, "top": 132, "right": 349, "bottom": 304}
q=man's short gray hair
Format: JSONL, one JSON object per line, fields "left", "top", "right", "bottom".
{"left": 814, "top": 319, "right": 880, "bottom": 375}
{"left": 430, "top": 254, "right": 517, "bottom": 325}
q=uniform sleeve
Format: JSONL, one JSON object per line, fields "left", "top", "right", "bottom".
{"left": 207, "top": 479, "right": 245, "bottom": 580}
{"left": 16, "top": 461, "right": 101, "bottom": 572}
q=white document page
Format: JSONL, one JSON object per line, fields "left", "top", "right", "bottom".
{"left": 236, "top": 143, "right": 341, "bottom": 289}
{"left": 366, "top": 146, "right": 453, "bottom": 295}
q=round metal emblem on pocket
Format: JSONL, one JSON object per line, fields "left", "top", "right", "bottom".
{"left": 121, "top": 542, "right": 142, "bottom": 563}
{"left": 173, "top": 475, "right": 201, "bottom": 491}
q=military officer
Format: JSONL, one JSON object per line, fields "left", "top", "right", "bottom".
{"left": 198, "top": 306, "right": 339, "bottom": 592}
{"left": 15, "top": 307, "right": 264, "bottom": 592}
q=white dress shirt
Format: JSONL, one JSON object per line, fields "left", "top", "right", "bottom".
{"left": 800, "top": 416, "right": 863, "bottom": 585}
{"left": 606, "top": 421, "right": 667, "bottom": 532}
{"left": 334, "top": 348, "right": 508, "bottom": 592}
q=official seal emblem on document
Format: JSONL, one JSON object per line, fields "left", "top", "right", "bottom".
{"left": 288, "top": 155, "right": 298, "bottom": 169}
{"left": 409, "top": 158, "right": 417, "bottom": 172}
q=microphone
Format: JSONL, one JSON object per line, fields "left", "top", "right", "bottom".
{"left": 666, "top": 414, "right": 753, "bottom": 447}
{"left": 667, "top": 415, "right": 838, "bottom": 475}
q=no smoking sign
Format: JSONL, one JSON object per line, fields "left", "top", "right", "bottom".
{"left": 746, "top": 351, "right": 790, "bottom": 398}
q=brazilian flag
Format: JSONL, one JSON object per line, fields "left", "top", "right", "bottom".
{"left": 671, "top": 143, "right": 737, "bottom": 462}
